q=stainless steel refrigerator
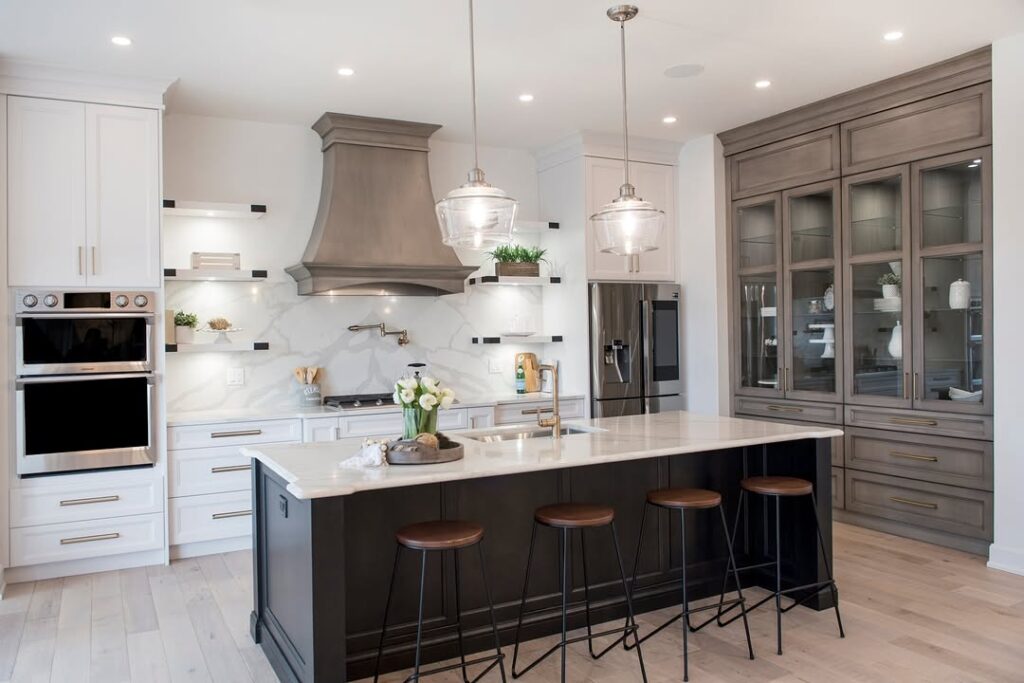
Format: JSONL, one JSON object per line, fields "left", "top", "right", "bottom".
{"left": 589, "top": 282, "right": 684, "bottom": 417}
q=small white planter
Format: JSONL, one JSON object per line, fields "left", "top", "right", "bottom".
{"left": 175, "top": 326, "right": 196, "bottom": 344}
{"left": 882, "top": 284, "right": 901, "bottom": 300}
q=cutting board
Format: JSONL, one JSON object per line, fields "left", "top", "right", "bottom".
{"left": 516, "top": 352, "right": 541, "bottom": 393}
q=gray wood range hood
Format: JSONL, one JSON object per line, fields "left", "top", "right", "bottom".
{"left": 287, "top": 113, "right": 475, "bottom": 296}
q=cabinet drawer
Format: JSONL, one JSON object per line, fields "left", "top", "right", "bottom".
{"left": 844, "top": 405, "right": 992, "bottom": 440}
{"left": 845, "top": 428, "right": 992, "bottom": 491}
{"left": 832, "top": 467, "right": 844, "bottom": 509}
{"left": 844, "top": 470, "right": 992, "bottom": 541}
{"left": 338, "top": 409, "right": 469, "bottom": 438}
{"left": 10, "top": 476, "right": 163, "bottom": 528}
{"left": 168, "top": 419, "right": 302, "bottom": 450}
{"left": 169, "top": 446, "right": 252, "bottom": 498}
{"left": 11, "top": 513, "right": 164, "bottom": 567}
{"left": 730, "top": 126, "right": 840, "bottom": 198}
{"left": 495, "top": 398, "right": 584, "bottom": 426}
{"left": 169, "top": 491, "right": 252, "bottom": 545}
{"left": 734, "top": 397, "right": 843, "bottom": 425}
{"left": 841, "top": 84, "right": 991, "bottom": 174}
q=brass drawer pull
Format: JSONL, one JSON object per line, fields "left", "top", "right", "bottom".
{"left": 211, "top": 464, "right": 252, "bottom": 474}
{"left": 890, "top": 451, "right": 939, "bottom": 463}
{"left": 522, "top": 407, "right": 553, "bottom": 415}
{"left": 60, "top": 532, "right": 120, "bottom": 545}
{"left": 210, "top": 429, "right": 262, "bottom": 439}
{"left": 766, "top": 405, "right": 803, "bottom": 413}
{"left": 889, "top": 496, "right": 938, "bottom": 510}
{"left": 212, "top": 510, "right": 252, "bottom": 520}
{"left": 59, "top": 495, "right": 120, "bottom": 507}
{"left": 888, "top": 417, "right": 938, "bottom": 427}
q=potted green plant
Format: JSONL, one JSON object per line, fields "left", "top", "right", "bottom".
{"left": 487, "top": 244, "right": 547, "bottom": 278}
{"left": 877, "top": 272, "right": 901, "bottom": 299}
{"left": 174, "top": 310, "right": 199, "bottom": 344}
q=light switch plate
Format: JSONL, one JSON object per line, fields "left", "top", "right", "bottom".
{"left": 227, "top": 367, "right": 245, "bottom": 386}
{"left": 488, "top": 358, "right": 503, "bottom": 374}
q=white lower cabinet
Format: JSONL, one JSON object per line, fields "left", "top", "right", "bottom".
{"left": 11, "top": 513, "right": 164, "bottom": 567}
{"left": 11, "top": 476, "right": 163, "bottom": 527}
{"left": 168, "top": 445, "right": 252, "bottom": 498}
{"left": 303, "top": 407, "right": 487, "bottom": 443}
{"left": 169, "top": 491, "right": 252, "bottom": 545}
{"left": 495, "top": 397, "right": 585, "bottom": 426}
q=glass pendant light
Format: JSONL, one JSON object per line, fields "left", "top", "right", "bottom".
{"left": 590, "top": 5, "right": 665, "bottom": 256}
{"left": 436, "top": 0, "right": 517, "bottom": 250}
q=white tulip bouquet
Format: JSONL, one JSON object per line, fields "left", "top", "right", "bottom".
{"left": 393, "top": 375, "right": 456, "bottom": 439}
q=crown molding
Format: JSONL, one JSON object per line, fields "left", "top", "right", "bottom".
{"left": 0, "top": 60, "right": 175, "bottom": 109}
{"left": 535, "top": 130, "right": 681, "bottom": 172}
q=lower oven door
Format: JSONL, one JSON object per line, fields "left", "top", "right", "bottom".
{"left": 16, "top": 373, "right": 157, "bottom": 476}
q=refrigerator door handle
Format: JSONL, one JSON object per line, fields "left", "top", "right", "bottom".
{"left": 641, "top": 299, "right": 654, "bottom": 412}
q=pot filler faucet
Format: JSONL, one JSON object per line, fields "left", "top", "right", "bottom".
{"left": 348, "top": 322, "right": 410, "bottom": 346}
{"left": 522, "top": 364, "right": 561, "bottom": 438}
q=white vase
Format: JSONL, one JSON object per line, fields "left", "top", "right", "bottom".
{"left": 175, "top": 326, "right": 195, "bottom": 344}
{"left": 888, "top": 321, "right": 903, "bottom": 359}
{"left": 949, "top": 279, "right": 971, "bottom": 310}
{"left": 882, "top": 284, "right": 900, "bottom": 300}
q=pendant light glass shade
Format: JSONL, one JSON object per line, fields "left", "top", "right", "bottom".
{"left": 591, "top": 4, "right": 665, "bottom": 256}
{"left": 436, "top": 0, "right": 517, "bottom": 249}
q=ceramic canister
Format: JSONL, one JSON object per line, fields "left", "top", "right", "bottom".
{"left": 949, "top": 279, "right": 971, "bottom": 310}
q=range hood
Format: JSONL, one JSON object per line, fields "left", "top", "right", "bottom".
{"left": 287, "top": 113, "right": 476, "bottom": 296}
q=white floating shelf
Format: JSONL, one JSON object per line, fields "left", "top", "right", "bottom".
{"left": 512, "top": 220, "right": 560, "bottom": 234}
{"left": 162, "top": 200, "right": 267, "bottom": 219}
{"left": 472, "top": 335, "right": 563, "bottom": 345}
{"left": 467, "top": 275, "right": 561, "bottom": 287}
{"left": 166, "top": 342, "right": 269, "bottom": 353}
{"left": 164, "top": 268, "right": 268, "bottom": 282}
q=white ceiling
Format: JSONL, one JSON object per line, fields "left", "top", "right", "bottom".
{"left": 3, "top": 0, "right": 1024, "bottom": 150}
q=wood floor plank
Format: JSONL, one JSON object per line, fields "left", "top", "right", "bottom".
{"left": 126, "top": 630, "right": 171, "bottom": 683}
{"left": 147, "top": 568, "right": 212, "bottom": 683}
{"left": 90, "top": 571, "right": 129, "bottom": 683}
{"left": 0, "top": 613, "right": 27, "bottom": 681}
{"left": 24, "top": 581, "right": 61, "bottom": 623}
{"left": 119, "top": 568, "right": 158, "bottom": 634}
{"left": 8, "top": 616, "right": 56, "bottom": 683}
{"left": 49, "top": 574, "right": 92, "bottom": 683}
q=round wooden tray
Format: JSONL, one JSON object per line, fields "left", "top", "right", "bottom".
{"left": 386, "top": 433, "right": 464, "bottom": 465}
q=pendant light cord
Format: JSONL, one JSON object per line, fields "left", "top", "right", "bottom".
{"left": 619, "top": 17, "right": 630, "bottom": 188}
{"left": 468, "top": 0, "right": 480, "bottom": 172}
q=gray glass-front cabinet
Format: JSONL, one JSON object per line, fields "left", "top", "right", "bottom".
{"left": 843, "top": 148, "right": 991, "bottom": 415}
{"left": 733, "top": 182, "right": 842, "bottom": 403}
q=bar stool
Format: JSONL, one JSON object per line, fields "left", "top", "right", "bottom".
{"left": 374, "top": 520, "right": 507, "bottom": 682}
{"left": 511, "top": 503, "right": 647, "bottom": 682}
{"left": 625, "top": 488, "right": 754, "bottom": 682}
{"left": 717, "top": 476, "right": 845, "bottom": 655}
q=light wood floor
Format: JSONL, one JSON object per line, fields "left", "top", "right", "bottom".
{"left": 0, "top": 523, "right": 1022, "bottom": 682}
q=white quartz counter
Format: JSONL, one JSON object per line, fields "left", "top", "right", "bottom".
{"left": 242, "top": 411, "right": 843, "bottom": 500}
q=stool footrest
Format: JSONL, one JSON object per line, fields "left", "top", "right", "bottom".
{"left": 512, "top": 624, "right": 637, "bottom": 678}
{"left": 402, "top": 652, "right": 504, "bottom": 683}
{"left": 717, "top": 579, "right": 836, "bottom": 627}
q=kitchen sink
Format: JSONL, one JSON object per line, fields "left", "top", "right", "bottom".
{"left": 464, "top": 426, "right": 595, "bottom": 443}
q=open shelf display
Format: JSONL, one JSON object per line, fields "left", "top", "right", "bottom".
{"left": 472, "top": 336, "right": 563, "bottom": 345}
{"left": 164, "top": 268, "right": 268, "bottom": 282}
{"left": 162, "top": 200, "right": 267, "bottom": 219}
{"left": 467, "top": 275, "right": 561, "bottom": 287}
{"left": 166, "top": 342, "right": 269, "bottom": 353}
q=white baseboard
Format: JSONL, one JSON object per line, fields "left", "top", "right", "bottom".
{"left": 988, "top": 543, "right": 1024, "bottom": 576}
{"left": 170, "top": 536, "right": 251, "bottom": 560}
{"left": 5, "top": 549, "right": 165, "bottom": 584}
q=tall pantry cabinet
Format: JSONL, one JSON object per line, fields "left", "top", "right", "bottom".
{"left": 721, "top": 48, "right": 994, "bottom": 554}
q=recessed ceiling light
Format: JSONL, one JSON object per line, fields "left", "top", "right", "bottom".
{"left": 755, "top": 80, "right": 771, "bottom": 89}
{"left": 662, "top": 116, "right": 678, "bottom": 124}
{"left": 111, "top": 36, "right": 132, "bottom": 47}
{"left": 518, "top": 93, "right": 534, "bottom": 103}
{"left": 883, "top": 30, "right": 904, "bottom": 42}
{"left": 337, "top": 67, "right": 355, "bottom": 76}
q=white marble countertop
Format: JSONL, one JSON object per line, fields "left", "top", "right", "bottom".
{"left": 166, "top": 393, "right": 584, "bottom": 427}
{"left": 241, "top": 411, "right": 843, "bottom": 500}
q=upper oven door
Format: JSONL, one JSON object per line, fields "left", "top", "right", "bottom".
{"left": 16, "top": 313, "right": 154, "bottom": 375}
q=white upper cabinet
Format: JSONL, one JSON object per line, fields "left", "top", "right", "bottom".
{"left": 584, "top": 156, "right": 676, "bottom": 282}
{"left": 7, "top": 96, "right": 161, "bottom": 288}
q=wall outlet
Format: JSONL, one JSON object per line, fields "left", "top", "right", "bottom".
{"left": 488, "top": 358, "right": 503, "bottom": 374}
{"left": 226, "top": 367, "right": 245, "bottom": 386}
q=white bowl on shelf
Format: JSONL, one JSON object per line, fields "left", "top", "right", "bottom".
{"left": 948, "top": 387, "right": 982, "bottom": 403}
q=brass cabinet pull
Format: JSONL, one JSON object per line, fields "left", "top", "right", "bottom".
{"left": 60, "top": 495, "right": 120, "bottom": 507}
{"left": 889, "top": 496, "right": 938, "bottom": 510}
{"left": 913, "top": 372, "right": 920, "bottom": 401}
{"left": 785, "top": 367, "right": 792, "bottom": 391}
{"left": 890, "top": 451, "right": 939, "bottom": 463}
{"left": 766, "top": 404, "right": 803, "bottom": 413}
{"left": 903, "top": 372, "right": 910, "bottom": 400}
{"left": 212, "top": 510, "right": 252, "bottom": 520}
{"left": 61, "top": 532, "right": 120, "bottom": 545}
{"left": 522, "top": 407, "right": 552, "bottom": 415}
{"left": 91, "top": 246, "right": 97, "bottom": 275}
{"left": 78, "top": 246, "right": 85, "bottom": 276}
{"left": 211, "top": 464, "right": 252, "bottom": 474}
{"left": 889, "top": 416, "right": 938, "bottom": 427}
{"left": 210, "top": 429, "right": 262, "bottom": 439}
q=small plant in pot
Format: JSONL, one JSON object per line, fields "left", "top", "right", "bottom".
{"left": 488, "top": 244, "right": 547, "bottom": 278}
{"left": 877, "top": 272, "right": 902, "bottom": 299}
{"left": 174, "top": 311, "right": 198, "bottom": 344}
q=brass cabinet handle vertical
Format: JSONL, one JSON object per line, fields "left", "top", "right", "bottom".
{"left": 889, "top": 496, "right": 938, "bottom": 510}
{"left": 91, "top": 246, "right": 97, "bottom": 275}
{"left": 913, "top": 372, "right": 920, "bottom": 401}
{"left": 61, "top": 532, "right": 120, "bottom": 545}
{"left": 78, "top": 246, "right": 85, "bottom": 276}
{"left": 890, "top": 451, "right": 939, "bottom": 463}
{"left": 786, "top": 367, "right": 792, "bottom": 392}
{"left": 903, "top": 372, "right": 909, "bottom": 400}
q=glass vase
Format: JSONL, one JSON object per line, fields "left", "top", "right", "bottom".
{"left": 402, "top": 407, "right": 439, "bottom": 439}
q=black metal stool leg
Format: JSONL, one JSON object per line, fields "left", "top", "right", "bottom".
{"left": 610, "top": 520, "right": 647, "bottom": 683}
{"left": 774, "top": 495, "right": 783, "bottom": 656}
{"left": 414, "top": 549, "right": 428, "bottom": 680}
{"left": 623, "top": 502, "right": 649, "bottom": 652}
{"left": 511, "top": 522, "right": 538, "bottom": 678}
{"left": 374, "top": 545, "right": 402, "bottom": 683}
{"left": 716, "top": 490, "right": 745, "bottom": 626}
{"left": 560, "top": 527, "right": 569, "bottom": 683}
{"left": 719, "top": 504, "right": 755, "bottom": 661}
{"left": 810, "top": 491, "right": 846, "bottom": 639}
{"left": 580, "top": 528, "right": 598, "bottom": 658}
{"left": 477, "top": 541, "right": 509, "bottom": 683}
{"left": 680, "top": 508, "right": 690, "bottom": 682}
{"left": 453, "top": 549, "right": 470, "bottom": 683}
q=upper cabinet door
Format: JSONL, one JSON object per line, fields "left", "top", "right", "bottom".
{"left": 730, "top": 126, "right": 840, "bottom": 199}
{"left": 911, "top": 147, "right": 991, "bottom": 415}
{"left": 85, "top": 104, "right": 161, "bottom": 288}
{"left": 7, "top": 97, "right": 88, "bottom": 287}
{"left": 635, "top": 161, "right": 676, "bottom": 281}
{"left": 586, "top": 156, "right": 636, "bottom": 281}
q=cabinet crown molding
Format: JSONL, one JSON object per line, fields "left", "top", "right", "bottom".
{"left": 535, "top": 130, "right": 681, "bottom": 172}
{"left": 0, "top": 60, "right": 174, "bottom": 109}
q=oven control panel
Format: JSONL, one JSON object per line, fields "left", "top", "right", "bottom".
{"left": 15, "top": 290, "right": 157, "bottom": 314}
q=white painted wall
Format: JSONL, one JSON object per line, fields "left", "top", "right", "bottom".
{"left": 676, "top": 134, "right": 730, "bottom": 415}
{"left": 989, "top": 33, "right": 1024, "bottom": 576}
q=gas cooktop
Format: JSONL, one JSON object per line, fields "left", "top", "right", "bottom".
{"left": 323, "top": 393, "right": 395, "bottom": 410}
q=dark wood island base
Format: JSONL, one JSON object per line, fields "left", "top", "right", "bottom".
{"left": 248, "top": 437, "right": 834, "bottom": 683}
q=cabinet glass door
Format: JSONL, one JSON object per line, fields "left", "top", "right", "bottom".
{"left": 787, "top": 268, "right": 838, "bottom": 396}
{"left": 734, "top": 194, "right": 782, "bottom": 395}
{"left": 847, "top": 262, "right": 910, "bottom": 405}
{"left": 845, "top": 167, "right": 909, "bottom": 257}
{"left": 919, "top": 156, "right": 984, "bottom": 248}
{"left": 736, "top": 197, "right": 779, "bottom": 270}
{"left": 738, "top": 274, "right": 780, "bottom": 392}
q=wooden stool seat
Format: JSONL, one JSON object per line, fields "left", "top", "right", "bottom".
{"left": 646, "top": 488, "right": 722, "bottom": 510}
{"left": 395, "top": 520, "right": 484, "bottom": 550}
{"left": 535, "top": 503, "right": 615, "bottom": 528}
{"left": 741, "top": 476, "right": 813, "bottom": 497}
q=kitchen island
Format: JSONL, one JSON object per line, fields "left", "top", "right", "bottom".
{"left": 243, "top": 411, "right": 842, "bottom": 683}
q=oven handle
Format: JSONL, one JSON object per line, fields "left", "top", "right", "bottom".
{"left": 16, "top": 373, "right": 157, "bottom": 387}
{"left": 15, "top": 312, "right": 156, "bottom": 321}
